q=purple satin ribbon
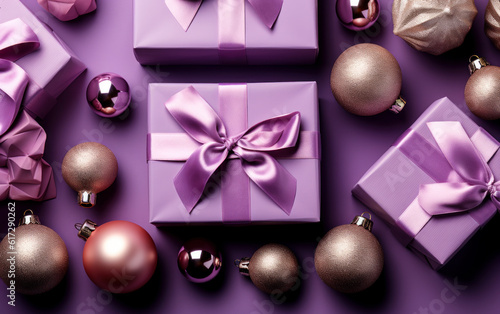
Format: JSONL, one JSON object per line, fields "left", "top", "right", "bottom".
{"left": 164, "top": 0, "right": 283, "bottom": 63}
{"left": 396, "top": 121, "right": 500, "bottom": 242}
{"left": 0, "top": 19, "right": 40, "bottom": 136}
{"left": 151, "top": 84, "right": 313, "bottom": 221}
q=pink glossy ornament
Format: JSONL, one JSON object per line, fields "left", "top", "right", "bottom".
{"left": 393, "top": 0, "right": 477, "bottom": 55}
{"left": 464, "top": 55, "right": 500, "bottom": 120}
{"left": 485, "top": 0, "right": 500, "bottom": 51}
{"left": 76, "top": 220, "right": 157, "bottom": 293}
{"left": 86, "top": 73, "right": 131, "bottom": 118}
{"left": 177, "top": 238, "right": 222, "bottom": 283}
{"left": 330, "top": 43, "right": 405, "bottom": 116}
{"left": 315, "top": 213, "right": 383, "bottom": 293}
{"left": 62, "top": 142, "right": 118, "bottom": 207}
{"left": 0, "top": 210, "right": 68, "bottom": 295}
{"left": 236, "top": 244, "right": 299, "bottom": 294}
{"left": 336, "top": 0, "right": 380, "bottom": 31}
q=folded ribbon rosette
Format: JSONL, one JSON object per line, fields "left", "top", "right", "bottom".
{"left": 353, "top": 98, "right": 500, "bottom": 269}
{"left": 0, "top": 19, "right": 56, "bottom": 201}
{"left": 147, "top": 82, "right": 320, "bottom": 224}
{"left": 37, "top": 0, "right": 97, "bottom": 21}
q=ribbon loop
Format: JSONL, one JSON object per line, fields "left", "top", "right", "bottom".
{"left": 417, "top": 121, "right": 500, "bottom": 217}
{"left": 0, "top": 19, "right": 40, "bottom": 136}
{"left": 164, "top": 85, "right": 299, "bottom": 215}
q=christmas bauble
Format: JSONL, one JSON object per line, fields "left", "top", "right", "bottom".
{"left": 485, "top": 0, "right": 500, "bottom": 51}
{"left": 236, "top": 243, "right": 299, "bottom": 294}
{"left": 330, "top": 43, "right": 405, "bottom": 116}
{"left": 0, "top": 210, "right": 68, "bottom": 295}
{"left": 177, "top": 238, "right": 222, "bottom": 283}
{"left": 464, "top": 56, "right": 500, "bottom": 120}
{"left": 62, "top": 142, "right": 118, "bottom": 207}
{"left": 86, "top": 73, "right": 131, "bottom": 118}
{"left": 393, "top": 0, "right": 477, "bottom": 55}
{"left": 76, "top": 220, "right": 157, "bottom": 293}
{"left": 315, "top": 214, "right": 383, "bottom": 293}
{"left": 336, "top": 0, "right": 380, "bottom": 31}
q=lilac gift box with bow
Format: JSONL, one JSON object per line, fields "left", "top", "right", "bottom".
{"left": 0, "top": 0, "right": 85, "bottom": 120}
{"left": 147, "top": 82, "right": 320, "bottom": 224}
{"left": 353, "top": 97, "right": 500, "bottom": 269}
{"left": 133, "top": 0, "right": 318, "bottom": 65}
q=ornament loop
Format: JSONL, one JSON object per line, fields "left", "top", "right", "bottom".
{"left": 468, "top": 55, "right": 490, "bottom": 75}
{"left": 19, "top": 209, "right": 40, "bottom": 226}
{"left": 351, "top": 213, "right": 373, "bottom": 232}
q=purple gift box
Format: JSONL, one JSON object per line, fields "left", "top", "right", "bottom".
{"left": 147, "top": 82, "right": 320, "bottom": 224}
{"left": 353, "top": 97, "right": 500, "bottom": 269}
{"left": 134, "top": 0, "right": 318, "bottom": 65}
{"left": 0, "top": 0, "right": 86, "bottom": 119}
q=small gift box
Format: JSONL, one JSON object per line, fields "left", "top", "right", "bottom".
{"left": 148, "top": 82, "right": 320, "bottom": 224}
{"left": 134, "top": 0, "right": 318, "bottom": 65}
{"left": 353, "top": 97, "right": 500, "bottom": 269}
{"left": 0, "top": 0, "right": 86, "bottom": 120}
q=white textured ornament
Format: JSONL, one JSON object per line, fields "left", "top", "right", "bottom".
{"left": 485, "top": 0, "right": 500, "bottom": 51}
{"left": 393, "top": 0, "right": 477, "bottom": 55}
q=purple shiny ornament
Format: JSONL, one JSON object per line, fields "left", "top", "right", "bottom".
{"left": 177, "top": 238, "right": 222, "bottom": 283}
{"left": 336, "top": 0, "right": 380, "bottom": 31}
{"left": 86, "top": 73, "right": 131, "bottom": 118}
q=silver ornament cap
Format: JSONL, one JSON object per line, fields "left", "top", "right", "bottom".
{"left": 468, "top": 55, "right": 490, "bottom": 75}
{"left": 19, "top": 209, "right": 41, "bottom": 226}
{"left": 75, "top": 219, "right": 98, "bottom": 241}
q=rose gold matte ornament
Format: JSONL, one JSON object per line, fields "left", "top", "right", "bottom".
{"left": 315, "top": 213, "right": 383, "bottom": 293}
{"left": 393, "top": 0, "right": 477, "bottom": 55}
{"left": 330, "top": 43, "right": 405, "bottom": 116}
{"left": 465, "top": 55, "right": 500, "bottom": 120}
{"left": 0, "top": 210, "right": 68, "bottom": 295}
{"left": 485, "top": 0, "right": 500, "bottom": 51}
{"left": 62, "top": 142, "right": 118, "bottom": 207}
{"left": 236, "top": 243, "right": 299, "bottom": 294}
{"left": 76, "top": 219, "right": 158, "bottom": 293}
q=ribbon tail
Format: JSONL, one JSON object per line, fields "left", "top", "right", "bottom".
{"left": 165, "top": 0, "right": 203, "bottom": 31}
{"left": 418, "top": 182, "right": 488, "bottom": 216}
{"left": 0, "top": 60, "right": 30, "bottom": 136}
{"left": 239, "top": 150, "right": 296, "bottom": 215}
{"left": 174, "top": 142, "right": 228, "bottom": 212}
{"left": 247, "top": 0, "right": 283, "bottom": 29}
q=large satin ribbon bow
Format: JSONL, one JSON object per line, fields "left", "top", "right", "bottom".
{"left": 165, "top": 86, "right": 299, "bottom": 214}
{"left": 165, "top": 0, "right": 283, "bottom": 31}
{"left": 418, "top": 121, "right": 500, "bottom": 217}
{"left": 0, "top": 19, "right": 40, "bottom": 136}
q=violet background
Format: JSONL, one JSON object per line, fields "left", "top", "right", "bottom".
{"left": 2, "top": 0, "right": 500, "bottom": 313}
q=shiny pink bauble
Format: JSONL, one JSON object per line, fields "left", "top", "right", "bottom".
{"left": 336, "top": 0, "right": 380, "bottom": 31}
{"left": 86, "top": 73, "right": 131, "bottom": 118}
{"left": 177, "top": 238, "right": 222, "bottom": 283}
{"left": 331, "top": 43, "right": 402, "bottom": 116}
{"left": 82, "top": 220, "right": 157, "bottom": 293}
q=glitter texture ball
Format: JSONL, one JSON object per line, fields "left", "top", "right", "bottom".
{"left": 0, "top": 224, "right": 69, "bottom": 295}
{"left": 177, "top": 238, "right": 222, "bottom": 283}
{"left": 62, "top": 142, "right": 118, "bottom": 207}
{"left": 86, "top": 73, "right": 131, "bottom": 118}
{"left": 336, "top": 0, "right": 380, "bottom": 31}
{"left": 330, "top": 43, "right": 402, "bottom": 116}
{"left": 485, "top": 0, "right": 500, "bottom": 51}
{"left": 393, "top": 0, "right": 477, "bottom": 55}
{"left": 315, "top": 224, "right": 383, "bottom": 293}
{"left": 465, "top": 65, "right": 500, "bottom": 120}
{"left": 248, "top": 244, "right": 299, "bottom": 294}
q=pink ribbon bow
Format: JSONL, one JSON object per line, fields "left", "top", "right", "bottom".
{"left": 418, "top": 121, "right": 500, "bottom": 216}
{"left": 165, "top": 0, "right": 283, "bottom": 31}
{"left": 0, "top": 19, "right": 40, "bottom": 136}
{"left": 165, "top": 86, "right": 299, "bottom": 214}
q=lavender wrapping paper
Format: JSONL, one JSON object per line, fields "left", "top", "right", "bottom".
{"left": 0, "top": 0, "right": 85, "bottom": 119}
{"left": 148, "top": 82, "right": 320, "bottom": 224}
{"left": 352, "top": 97, "right": 500, "bottom": 269}
{"left": 133, "top": 0, "right": 318, "bottom": 65}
